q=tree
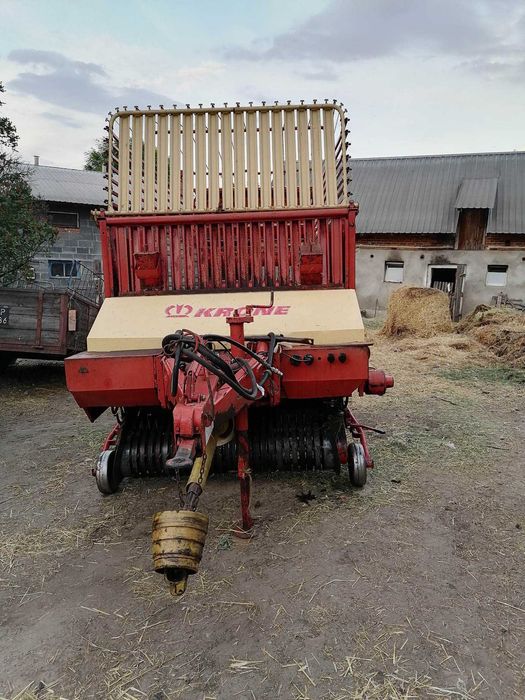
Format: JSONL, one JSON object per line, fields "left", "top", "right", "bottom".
{"left": 0, "top": 83, "right": 56, "bottom": 286}
{"left": 84, "top": 138, "right": 108, "bottom": 171}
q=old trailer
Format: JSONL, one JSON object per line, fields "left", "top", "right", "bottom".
{"left": 66, "top": 101, "right": 393, "bottom": 595}
{"left": 0, "top": 286, "right": 99, "bottom": 369}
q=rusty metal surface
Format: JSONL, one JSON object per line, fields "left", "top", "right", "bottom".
{"left": 152, "top": 509, "right": 209, "bottom": 594}
{"left": 0, "top": 288, "right": 97, "bottom": 359}
{"left": 100, "top": 207, "right": 356, "bottom": 296}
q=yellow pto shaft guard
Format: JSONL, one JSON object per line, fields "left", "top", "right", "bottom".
{"left": 152, "top": 509, "right": 209, "bottom": 595}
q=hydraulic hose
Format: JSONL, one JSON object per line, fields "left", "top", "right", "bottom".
{"left": 162, "top": 330, "right": 276, "bottom": 401}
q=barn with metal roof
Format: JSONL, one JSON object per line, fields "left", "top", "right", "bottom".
{"left": 351, "top": 151, "right": 525, "bottom": 318}
{"left": 351, "top": 151, "right": 525, "bottom": 237}
{"left": 24, "top": 155, "right": 524, "bottom": 316}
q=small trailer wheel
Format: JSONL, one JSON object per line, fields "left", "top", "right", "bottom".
{"left": 95, "top": 450, "right": 121, "bottom": 495}
{"left": 348, "top": 443, "right": 367, "bottom": 487}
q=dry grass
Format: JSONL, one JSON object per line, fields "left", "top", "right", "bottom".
{"left": 328, "top": 625, "right": 487, "bottom": 700}
{"left": 457, "top": 305, "right": 525, "bottom": 368}
{"left": 381, "top": 287, "right": 453, "bottom": 339}
{"left": 1, "top": 679, "right": 82, "bottom": 700}
{"left": 383, "top": 333, "right": 490, "bottom": 368}
{"left": 0, "top": 510, "right": 116, "bottom": 576}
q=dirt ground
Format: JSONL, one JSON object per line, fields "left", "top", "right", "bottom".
{"left": 0, "top": 328, "right": 524, "bottom": 699}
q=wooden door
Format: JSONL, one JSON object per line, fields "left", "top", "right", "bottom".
{"left": 457, "top": 209, "right": 488, "bottom": 250}
{"left": 450, "top": 265, "right": 466, "bottom": 321}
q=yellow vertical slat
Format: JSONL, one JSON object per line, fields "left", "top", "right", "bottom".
{"left": 233, "top": 111, "right": 245, "bottom": 209}
{"left": 144, "top": 114, "right": 156, "bottom": 212}
{"left": 284, "top": 108, "right": 297, "bottom": 207}
{"left": 259, "top": 110, "right": 271, "bottom": 208}
{"left": 195, "top": 113, "right": 206, "bottom": 210}
{"left": 323, "top": 108, "right": 337, "bottom": 205}
{"left": 220, "top": 111, "right": 233, "bottom": 210}
{"left": 169, "top": 113, "right": 181, "bottom": 212}
{"left": 246, "top": 110, "right": 258, "bottom": 209}
{"left": 131, "top": 114, "right": 143, "bottom": 212}
{"left": 116, "top": 103, "right": 347, "bottom": 214}
{"left": 271, "top": 109, "right": 284, "bottom": 208}
{"left": 157, "top": 114, "right": 168, "bottom": 212}
{"left": 297, "top": 108, "right": 310, "bottom": 207}
{"left": 310, "top": 108, "right": 323, "bottom": 206}
{"left": 183, "top": 113, "right": 194, "bottom": 210}
{"left": 208, "top": 113, "right": 219, "bottom": 209}
{"left": 118, "top": 115, "right": 130, "bottom": 212}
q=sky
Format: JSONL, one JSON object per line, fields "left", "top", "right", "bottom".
{"left": 1, "top": 0, "right": 525, "bottom": 168}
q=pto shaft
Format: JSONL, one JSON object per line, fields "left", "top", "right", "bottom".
{"left": 152, "top": 432, "right": 218, "bottom": 595}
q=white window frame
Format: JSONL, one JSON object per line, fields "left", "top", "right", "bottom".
{"left": 48, "top": 259, "right": 80, "bottom": 279}
{"left": 486, "top": 265, "right": 508, "bottom": 287}
{"left": 384, "top": 261, "right": 404, "bottom": 283}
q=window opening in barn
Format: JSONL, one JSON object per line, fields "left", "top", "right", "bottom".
{"left": 486, "top": 265, "right": 508, "bottom": 286}
{"left": 48, "top": 211, "right": 80, "bottom": 228}
{"left": 427, "top": 264, "right": 466, "bottom": 322}
{"left": 49, "top": 260, "right": 80, "bottom": 278}
{"left": 384, "top": 261, "right": 404, "bottom": 283}
{"left": 429, "top": 266, "right": 457, "bottom": 294}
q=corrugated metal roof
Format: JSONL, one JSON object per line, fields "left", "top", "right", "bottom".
{"left": 350, "top": 151, "right": 525, "bottom": 235}
{"left": 28, "top": 165, "right": 105, "bottom": 206}
{"left": 455, "top": 177, "right": 498, "bottom": 209}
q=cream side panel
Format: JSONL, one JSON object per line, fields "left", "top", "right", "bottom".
{"left": 88, "top": 290, "right": 365, "bottom": 352}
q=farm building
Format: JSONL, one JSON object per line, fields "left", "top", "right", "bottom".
{"left": 23, "top": 152, "right": 525, "bottom": 319}
{"left": 352, "top": 151, "right": 525, "bottom": 318}
{"left": 27, "top": 160, "right": 105, "bottom": 290}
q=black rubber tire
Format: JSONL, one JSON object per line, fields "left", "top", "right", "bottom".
{"left": 0, "top": 353, "right": 16, "bottom": 372}
{"left": 348, "top": 443, "right": 367, "bottom": 487}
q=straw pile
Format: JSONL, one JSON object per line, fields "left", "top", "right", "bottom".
{"left": 457, "top": 305, "right": 525, "bottom": 368}
{"left": 381, "top": 287, "right": 453, "bottom": 339}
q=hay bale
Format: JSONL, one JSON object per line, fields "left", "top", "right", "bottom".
{"left": 457, "top": 305, "right": 525, "bottom": 333}
{"left": 458, "top": 306, "right": 525, "bottom": 368}
{"left": 381, "top": 287, "right": 453, "bottom": 339}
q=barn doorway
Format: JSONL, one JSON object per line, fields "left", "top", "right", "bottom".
{"left": 427, "top": 264, "right": 466, "bottom": 321}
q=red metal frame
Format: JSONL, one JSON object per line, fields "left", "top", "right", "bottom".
{"left": 98, "top": 207, "right": 357, "bottom": 298}
{"left": 65, "top": 342, "right": 386, "bottom": 416}
{"left": 345, "top": 407, "right": 374, "bottom": 469}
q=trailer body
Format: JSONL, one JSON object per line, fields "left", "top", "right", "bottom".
{"left": 0, "top": 287, "right": 98, "bottom": 366}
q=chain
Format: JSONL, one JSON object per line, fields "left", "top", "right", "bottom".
{"left": 172, "top": 448, "right": 208, "bottom": 510}
{"left": 197, "top": 452, "right": 207, "bottom": 486}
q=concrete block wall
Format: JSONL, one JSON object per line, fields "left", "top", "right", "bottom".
{"left": 32, "top": 204, "right": 101, "bottom": 289}
{"left": 356, "top": 248, "right": 525, "bottom": 315}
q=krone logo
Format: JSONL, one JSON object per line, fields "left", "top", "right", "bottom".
{"left": 165, "top": 304, "right": 193, "bottom": 318}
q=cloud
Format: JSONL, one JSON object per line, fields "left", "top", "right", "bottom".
{"left": 8, "top": 49, "right": 174, "bottom": 113}
{"left": 224, "top": 0, "right": 525, "bottom": 79}
{"left": 10, "top": 49, "right": 106, "bottom": 76}
{"left": 297, "top": 66, "right": 339, "bottom": 82}
{"left": 40, "top": 112, "right": 82, "bottom": 129}
{"left": 459, "top": 55, "right": 525, "bottom": 82}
